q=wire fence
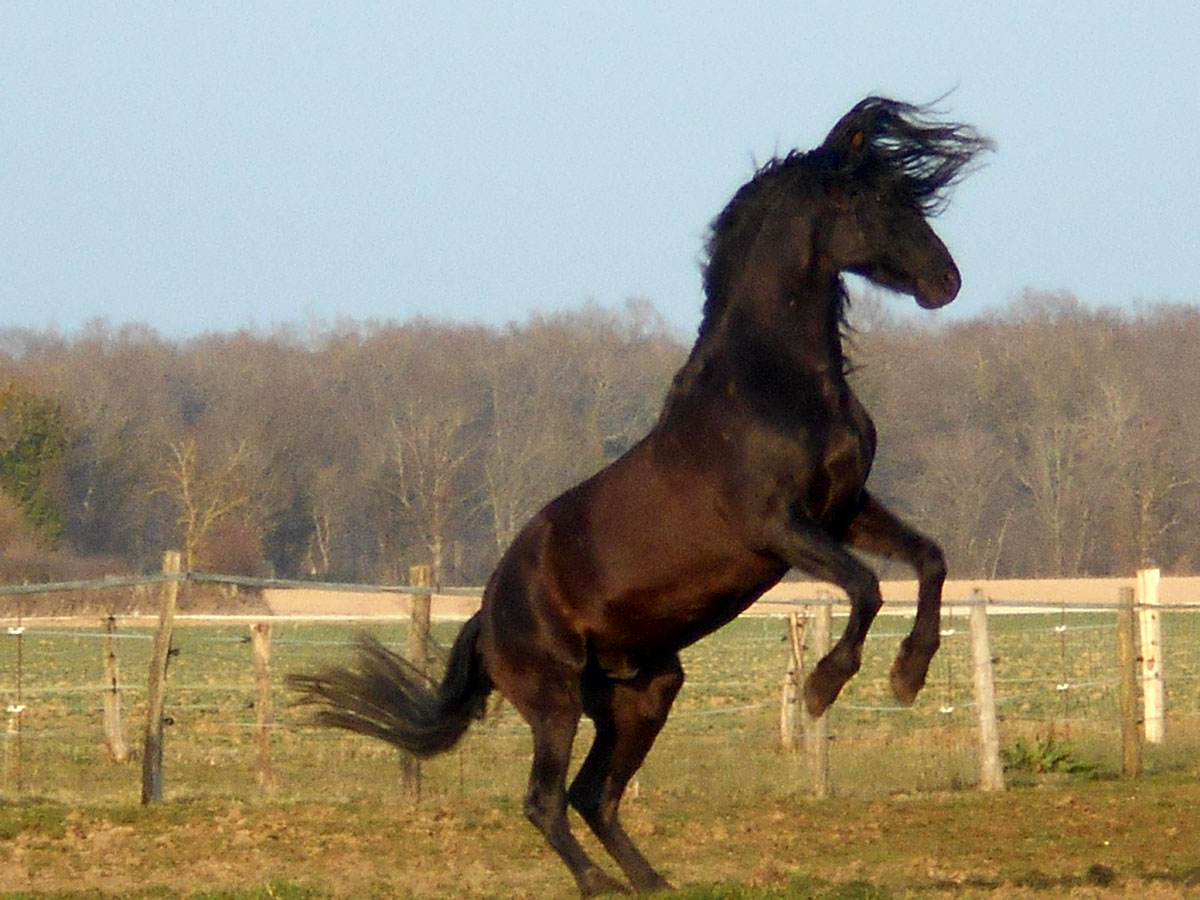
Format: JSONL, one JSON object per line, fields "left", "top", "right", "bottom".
{"left": 3, "top": 575, "right": 1199, "bottom": 804}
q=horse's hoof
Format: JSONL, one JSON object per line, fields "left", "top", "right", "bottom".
{"left": 889, "top": 641, "right": 932, "bottom": 706}
{"left": 631, "top": 872, "right": 673, "bottom": 895}
{"left": 803, "top": 682, "right": 827, "bottom": 717}
{"left": 802, "top": 668, "right": 839, "bottom": 717}
{"left": 578, "top": 869, "right": 631, "bottom": 897}
{"left": 889, "top": 669, "right": 920, "bottom": 706}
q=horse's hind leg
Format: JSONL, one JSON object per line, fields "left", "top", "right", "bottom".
{"left": 845, "top": 492, "right": 946, "bottom": 705}
{"left": 569, "top": 654, "right": 684, "bottom": 894}
{"left": 517, "top": 682, "right": 629, "bottom": 897}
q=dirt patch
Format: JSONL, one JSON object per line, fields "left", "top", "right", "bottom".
{"left": 259, "top": 576, "right": 1200, "bottom": 621}
{"left": 262, "top": 588, "right": 479, "bottom": 619}
{"left": 8, "top": 575, "right": 1195, "bottom": 624}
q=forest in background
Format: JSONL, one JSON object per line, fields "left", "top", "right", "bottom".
{"left": 1, "top": 290, "right": 1196, "bottom": 586}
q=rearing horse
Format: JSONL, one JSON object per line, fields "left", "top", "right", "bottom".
{"left": 291, "top": 96, "right": 991, "bottom": 896}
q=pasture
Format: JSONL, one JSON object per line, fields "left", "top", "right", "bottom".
{"left": 4, "top": 613, "right": 1200, "bottom": 897}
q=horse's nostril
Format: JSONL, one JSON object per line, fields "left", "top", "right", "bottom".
{"left": 943, "top": 268, "right": 961, "bottom": 292}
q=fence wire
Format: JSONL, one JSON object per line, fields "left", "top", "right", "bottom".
{"left": 3, "top": 592, "right": 1200, "bottom": 804}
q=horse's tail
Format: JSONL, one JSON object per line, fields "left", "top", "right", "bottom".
{"left": 288, "top": 612, "right": 492, "bottom": 758}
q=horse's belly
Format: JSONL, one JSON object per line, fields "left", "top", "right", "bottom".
{"left": 593, "top": 554, "right": 787, "bottom": 659}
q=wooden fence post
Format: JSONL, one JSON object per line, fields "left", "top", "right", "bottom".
{"left": 804, "top": 601, "right": 832, "bottom": 798}
{"left": 401, "top": 564, "right": 433, "bottom": 803}
{"left": 250, "top": 622, "right": 275, "bottom": 792}
{"left": 1136, "top": 568, "right": 1164, "bottom": 744}
{"left": 142, "top": 550, "right": 181, "bottom": 804}
{"left": 101, "top": 614, "right": 130, "bottom": 763}
{"left": 779, "top": 610, "right": 807, "bottom": 750}
{"left": 3, "top": 600, "right": 23, "bottom": 794}
{"left": 1116, "top": 586, "right": 1142, "bottom": 777}
{"left": 968, "top": 589, "right": 1004, "bottom": 791}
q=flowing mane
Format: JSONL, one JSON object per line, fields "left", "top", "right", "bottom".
{"left": 700, "top": 154, "right": 816, "bottom": 335}
{"left": 700, "top": 97, "right": 991, "bottom": 336}
{"left": 818, "top": 96, "right": 992, "bottom": 214}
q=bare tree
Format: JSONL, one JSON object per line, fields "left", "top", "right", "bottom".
{"left": 384, "top": 403, "right": 482, "bottom": 585}
{"left": 477, "top": 331, "right": 587, "bottom": 555}
{"left": 156, "top": 437, "right": 263, "bottom": 571}
{"left": 4, "top": 297, "right": 1198, "bottom": 581}
{"left": 1089, "top": 377, "right": 1197, "bottom": 570}
{"left": 363, "top": 325, "right": 492, "bottom": 584}
{"left": 905, "top": 426, "right": 1016, "bottom": 578}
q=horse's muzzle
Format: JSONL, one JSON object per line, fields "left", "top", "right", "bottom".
{"left": 916, "top": 264, "right": 961, "bottom": 309}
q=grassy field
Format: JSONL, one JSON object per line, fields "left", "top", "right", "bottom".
{"left": 3, "top": 613, "right": 1200, "bottom": 897}
{"left": 5, "top": 772, "right": 1200, "bottom": 897}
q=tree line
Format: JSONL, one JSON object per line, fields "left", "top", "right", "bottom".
{"left": 1, "top": 292, "right": 1196, "bottom": 586}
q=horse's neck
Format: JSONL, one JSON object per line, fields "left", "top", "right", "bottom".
{"left": 662, "top": 278, "right": 848, "bottom": 417}
{"left": 723, "top": 270, "right": 847, "bottom": 373}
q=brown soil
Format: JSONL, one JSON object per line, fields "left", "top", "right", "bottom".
{"left": 259, "top": 576, "right": 1200, "bottom": 620}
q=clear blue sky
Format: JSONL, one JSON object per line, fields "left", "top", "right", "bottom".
{"left": 3, "top": 3, "right": 1198, "bottom": 340}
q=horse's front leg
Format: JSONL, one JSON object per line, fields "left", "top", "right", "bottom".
{"left": 762, "top": 515, "right": 885, "bottom": 716}
{"left": 843, "top": 491, "right": 946, "bottom": 705}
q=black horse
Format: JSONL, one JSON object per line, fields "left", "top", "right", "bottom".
{"left": 290, "top": 97, "right": 991, "bottom": 896}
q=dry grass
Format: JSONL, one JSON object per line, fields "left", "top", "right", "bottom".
{"left": 5, "top": 775, "right": 1200, "bottom": 898}
{"left": 3, "top": 615, "right": 1200, "bottom": 897}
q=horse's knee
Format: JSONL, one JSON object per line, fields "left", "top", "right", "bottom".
{"left": 905, "top": 628, "right": 940, "bottom": 657}
{"left": 845, "top": 571, "right": 883, "bottom": 618}
{"left": 918, "top": 543, "right": 947, "bottom": 585}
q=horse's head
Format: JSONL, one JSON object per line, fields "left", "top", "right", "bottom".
{"left": 816, "top": 98, "right": 992, "bottom": 309}
{"left": 699, "top": 98, "right": 990, "bottom": 336}
{"left": 826, "top": 173, "right": 960, "bottom": 308}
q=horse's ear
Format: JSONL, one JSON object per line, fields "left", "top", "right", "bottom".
{"left": 843, "top": 129, "right": 872, "bottom": 169}
{"left": 820, "top": 119, "right": 870, "bottom": 174}
{"left": 826, "top": 127, "right": 869, "bottom": 174}
{"left": 820, "top": 97, "right": 879, "bottom": 172}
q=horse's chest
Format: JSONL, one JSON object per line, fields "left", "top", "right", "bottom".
{"left": 802, "top": 401, "right": 875, "bottom": 523}
{"left": 819, "top": 426, "right": 871, "bottom": 490}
